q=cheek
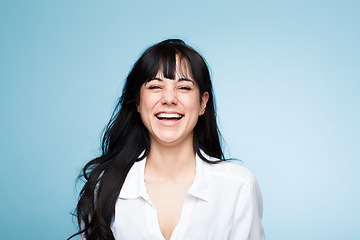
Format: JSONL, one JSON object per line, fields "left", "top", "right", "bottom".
{"left": 138, "top": 89, "right": 148, "bottom": 112}
{"left": 138, "top": 101, "right": 149, "bottom": 116}
{"left": 182, "top": 95, "right": 202, "bottom": 113}
{"left": 138, "top": 92, "right": 157, "bottom": 116}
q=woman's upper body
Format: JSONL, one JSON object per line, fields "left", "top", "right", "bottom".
{"left": 111, "top": 152, "right": 264, "bottom": 240}
{"left": 71, "top": 39, "right": 265, "bottom": 240}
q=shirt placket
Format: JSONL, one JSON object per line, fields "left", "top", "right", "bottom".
{"left": 169, "top": 194, "right": 195, "bottom": 240}
{"left": 143, "top": 193, "right": 165, "bottom": 240}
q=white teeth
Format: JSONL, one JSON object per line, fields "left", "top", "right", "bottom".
{"left": 156, "top": 113, "right": 183, "bottom": 119}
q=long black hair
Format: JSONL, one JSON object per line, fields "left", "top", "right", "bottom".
{"left": 69, "top": 39, "right": 224, "bottom": 240}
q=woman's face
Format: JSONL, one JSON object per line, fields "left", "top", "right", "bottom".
{"left": 137, "top": 62, "right": 209, "bottom": 147}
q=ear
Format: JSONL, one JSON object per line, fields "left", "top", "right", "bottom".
{"left": 199, "top": 92, "right": 209, "bottom": 116}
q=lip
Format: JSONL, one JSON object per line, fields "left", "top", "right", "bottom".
{"left": 155, "top": 111, "right": 184, "bottom": 126}
{"left": 155, "top": 111, "right": 184, "bottom": 117}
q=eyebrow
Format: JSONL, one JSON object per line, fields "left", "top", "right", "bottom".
{"left": 149, "top": 77, "right": 162, "bottom": 81}
{"left": 147, "top": 77, "right": 195, "bottom": 85}
{"left": 178, "top": 78, "right": 195, "bottom": 85}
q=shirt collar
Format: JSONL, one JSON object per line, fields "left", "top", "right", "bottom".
{"left": 119, "top": 158, "right": 148, "bottom": 200}
{"left": 119, "top": 151, "right": 212, "bottom": 202}
{"left": 187, "top": 153, "right": 211, "bottom": 201}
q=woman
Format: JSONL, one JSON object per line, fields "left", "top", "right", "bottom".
{"left": 70, "top": 39, "right": 265, "bottom": 240}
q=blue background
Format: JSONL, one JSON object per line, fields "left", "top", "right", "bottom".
{"left": 1, "top": 0, "right": 359, "bottom": 239}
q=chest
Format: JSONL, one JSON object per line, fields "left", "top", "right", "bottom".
{"left": 111, "top": 195, "right": 236, "bottom": 240}
{"left": 145, "top": 179, "right": 193, "bottom": 240}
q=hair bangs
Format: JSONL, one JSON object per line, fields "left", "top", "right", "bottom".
{"left": 143, "top": 42, "right": 194, "bottom": 82}
{"left": 158, "top": 55, "right": 194, "bottom": 83}
{"left": 159, "top": 49, "right": 177, "bottom": 80}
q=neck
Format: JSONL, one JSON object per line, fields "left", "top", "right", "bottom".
{"left": 145, "top": 138, "right": 196, "bottom": 179}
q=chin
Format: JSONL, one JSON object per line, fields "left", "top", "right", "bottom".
{"left": 152, "top": 133, "right": 188, "bottom": 146}
{"left": 157, "top": 136, "right": 182, "bottom": 145}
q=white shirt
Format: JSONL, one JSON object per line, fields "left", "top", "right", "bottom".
{"left": 111, "top": 153, "right": 265, "bottom": 240}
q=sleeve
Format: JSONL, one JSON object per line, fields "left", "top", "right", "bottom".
{"left": 230, "top": 174, "right": 265, "bottom": 240}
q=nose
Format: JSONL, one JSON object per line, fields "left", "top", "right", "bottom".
{"left": 161, "top": 88, "right": 178, "bottom": 105}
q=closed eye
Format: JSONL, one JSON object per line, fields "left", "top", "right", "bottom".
{"left": 179, "top": 86, "right": 192, "bottom": 90}
{"left": 148, "top": 85, "right": 161, "bottom": 89}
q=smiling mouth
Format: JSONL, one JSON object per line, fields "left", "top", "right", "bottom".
{"left": 156, "top": 113, "right": 183, "bottom": 120}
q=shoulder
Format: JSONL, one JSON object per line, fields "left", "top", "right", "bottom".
{"left": 197, "top": 151, "right": 258, "bottom": 186}
{"left": 209, "top": 160, "right": 256, "bottom": 183}
{"left": 207, "top": 160, "right": 263, "bottom": 213}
